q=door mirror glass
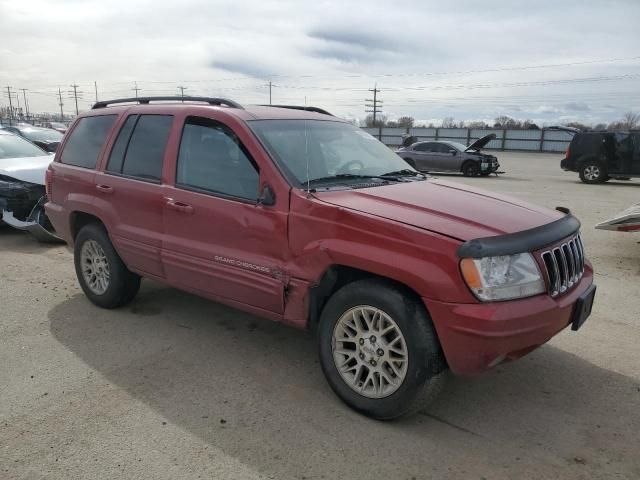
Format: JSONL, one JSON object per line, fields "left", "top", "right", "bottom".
{"left": 449, "top": 149, "right": 457, "bottom": 155}
{"left": 258, "top": 185, "right": 276, "bottom": 206}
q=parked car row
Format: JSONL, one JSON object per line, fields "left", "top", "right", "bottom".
{"left": 0, "top": 124, "right": 64, "bottom": 153}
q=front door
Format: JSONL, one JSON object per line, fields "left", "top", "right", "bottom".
{"left": 161, "top": 115, "right": 289, "bottom": 314}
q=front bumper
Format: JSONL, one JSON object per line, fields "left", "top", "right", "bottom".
{"left": 480, "top": 158, "right": 500, "bottom": 173}
{"left": 424, "top": 270, "right": 594, "bottom": 375}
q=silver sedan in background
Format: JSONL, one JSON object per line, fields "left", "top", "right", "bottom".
{"left": 396, "top": 133, "right": 500, "bottom": 176}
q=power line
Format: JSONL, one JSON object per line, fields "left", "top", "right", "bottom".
{"left": 132, "top": 81, "right": 141, "bottom": 98}
{"left": 19, "top": 88, "right": 29, "bottom": 121}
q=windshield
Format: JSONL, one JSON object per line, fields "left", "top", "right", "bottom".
{"left": 249, "top": 120, "right": 416, "bottom": 186}
{"left": 21, "top": 128, "right": 63, "bottom": 142}
{"left": 0, "top": 134, "right": 48, "bottom": 159}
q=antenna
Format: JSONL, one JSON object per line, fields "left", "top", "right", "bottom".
{"left": 304, "top": 95, "right": 310, "bottom": 193}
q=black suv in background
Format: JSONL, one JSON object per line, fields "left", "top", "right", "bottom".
{"left": 561, "top": 131, "right": 640, "bottom": 184}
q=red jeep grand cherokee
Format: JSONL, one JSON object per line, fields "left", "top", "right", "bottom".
{"left": 45, "top": 97, "right": 596, "bottom": 419}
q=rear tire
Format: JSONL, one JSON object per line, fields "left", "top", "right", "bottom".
{"left": 317, "top": 279, "right": 447, "bottom": 420}
{"left": 74, "top": 223, "right": 141, "bottom": 308}
{"left": 462, "top": 161, "right": 480, "bottom": 177}
{"left": 579, "top": 160, "right": 608, "bottom": 184}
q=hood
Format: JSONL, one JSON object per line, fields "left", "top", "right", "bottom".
{"left": 465, "top": 133, "right": 496, "bottom": 152}
{"left": 313, "top": 179, "right": 564, "bottom": 241}
{"left": 0, "top": 155, "right": 51, "bottom": 185}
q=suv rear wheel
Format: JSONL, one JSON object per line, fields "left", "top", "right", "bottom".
{"left": 74, "top": 223, "right": 141, "bottom": 308}
{"left": 579, "top": 160, "right": 608, "bottom": 184}
{"left": 317, "top": 279, "right": 447, "bottom": 420}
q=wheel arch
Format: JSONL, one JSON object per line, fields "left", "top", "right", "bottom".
{"left": 69, "top": 211, "right": 107, "bottom": 241}
{"left": 307, "top": 264, "right": 427, "bottom": 333}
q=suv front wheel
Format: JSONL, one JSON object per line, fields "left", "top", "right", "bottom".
{"left": 317, "top": 279, "right": 447, "bottom": 419}
{"left": 74, "top": 223, "right": 141, "bottom": 308}
{"left": 579, "top": 160, "right": 609, "bottom": 184}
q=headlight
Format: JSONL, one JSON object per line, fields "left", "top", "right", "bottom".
{"left": 460, "top": 253, "right": 545, "bottom": 301}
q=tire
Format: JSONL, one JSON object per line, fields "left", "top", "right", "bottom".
{"left": 578, "top": 160, "right": 608, "bottom": 184}
{"left": 462, "top": 161, "right": 480, "bottom": 177}
{"left": 318, "top": 279, "right": 448, "bottom": 420}
{"left": 74, "top": 223, "right": 141, "bottom": 308}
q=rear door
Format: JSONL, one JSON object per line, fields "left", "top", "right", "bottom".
{"left": 410, "top": 142, "right": 437, "bottom": 171}
{"left": 430, "top": 143, "right": 458, "bottom": 171}
{"left": 161, "top": 115, "right": 289, "bottom": 314}
{"left": 94, "top": 113, "right": 174, "bottom": 277}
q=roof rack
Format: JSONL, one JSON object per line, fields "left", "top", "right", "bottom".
{"left": 259, "top": 104, "right": 333, "bottom": 116}
{"left": 92, "top": 96, "right": 244, "bottom": 110}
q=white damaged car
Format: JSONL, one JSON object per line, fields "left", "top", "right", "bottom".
{"left": 0, "top": 129, "right": 61, "bottom": 242}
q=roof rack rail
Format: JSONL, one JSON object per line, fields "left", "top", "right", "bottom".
{"left": 92, "top": 96, "right": 243, "bottom": 110}
{"left": 259, "top": 104, "right": 333, "bottom": 116}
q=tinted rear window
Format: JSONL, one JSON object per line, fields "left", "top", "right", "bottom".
{"left": 60, "top": 115, "right": 117, "bottom": 168}
{"left": 118, "top": 115, "right": 173, "bottom": 182}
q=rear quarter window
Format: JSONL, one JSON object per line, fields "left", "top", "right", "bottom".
{"left": 59, "top": 115, "right": 117, "bottom": 168}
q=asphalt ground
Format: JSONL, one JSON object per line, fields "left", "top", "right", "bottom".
{"left": 1, "top": 151, "right": 638, "bottom": 479}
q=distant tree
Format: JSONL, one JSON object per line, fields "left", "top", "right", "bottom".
{"left": 593, "top": 123, "right": 607, "bottom": 131}
{"left": 364, "top": 113, "right": 387, "bottom": 128}
{"left": 441, "top": 117, "right": 456, "bottom": 128}
{"left": 621, "top": 111, "right": 640, "bottom": 130}
{"left": 385, "top": 120, "right": 399, "bottom": 127}
{"left": 397, "top": 116, "right": 415, "bottom": 128}
{"left": 466, "top": 121, "right": 489, "bottom": 128}
{"left": 494, "top": 115, "right": 522, "bottom": 128}
{"left": 522, "top": 120, "right": 540, "bottom": 130}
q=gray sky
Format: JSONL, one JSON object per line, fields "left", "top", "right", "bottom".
{"left": 1, "top": 0, "right": 639, "bottom": 125}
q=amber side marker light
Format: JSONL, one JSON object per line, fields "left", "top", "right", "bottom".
{"left": 460, "top": 258, "right": 482, "bottom": 290}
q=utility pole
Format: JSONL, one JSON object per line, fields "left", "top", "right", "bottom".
{"left": 19, "top": 89, "right": 29, "bottom": 122}
{"left": 268, "top": 81, "right": 272, "bottom": 105}
{"left": 133, "top": 82, "right": 141, "bottom": 98}
{"left": 5, "top": 86, "right": 14, "bottom": 125}
{"left": 94, "top": 81, "right": 98, "bottom": 103}
{"left": 58, "top": 88, "right": 64, "bottom": 121}
{"left": 365, "top": 84, "right": 383, "bottom": 126}
{"left": 69, "top": 84, "right": 80, "bottom": 115}
{"left": 177, "top": 85, "right": 187, "bottom": 101}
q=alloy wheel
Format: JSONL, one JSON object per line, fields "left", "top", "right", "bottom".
{"left": 332, "top": 306, "right": 408, "bottom": 399}
{"left": 80, "top": 239, "right": 110, "bottom": 295}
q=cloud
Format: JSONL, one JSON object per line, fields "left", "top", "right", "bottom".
{"left": 564, "top": 102, "right": 591, "bottom": 112}
{"left": 210, "top": 60, "right": 275, "bottom": 80}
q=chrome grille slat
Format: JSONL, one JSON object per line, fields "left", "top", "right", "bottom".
{"left": 541, "top": 233, "right": 585, "bottom": 298}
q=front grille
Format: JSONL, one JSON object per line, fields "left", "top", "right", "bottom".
{"left": 541, "top": 234, "right": 585, "bottom": 297}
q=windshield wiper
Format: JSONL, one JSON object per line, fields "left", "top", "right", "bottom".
{"left": 380, "top": 169, "right": 425, "bottom": 178}
{"left": 307, "top": 173, "right": 393, "bottom": 185}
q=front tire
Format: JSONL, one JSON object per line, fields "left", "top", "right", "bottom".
{"left": 462, "top": 161, "right": 480, "bottom": 177}
{"left": 318, "top": 279, "right": 447, "bottom": 420}
{"left": 579, "top": 160, "right": 608, "bottom": 184}
{"left": 74, "top": 223, "right": 141, "bottom": 308}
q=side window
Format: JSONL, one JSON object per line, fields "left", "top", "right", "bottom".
{"left": 176, "top": 117, "right": 259, "bottom": 201}
{"left": 106, "top": 115, "right": 173, "bottom": 182}
{"left": 60, "top": 115, "right": 117, "bottom": 168}
{"left": 106, "top": 115, "right": 138, "bottom": 173}
{"left": 435, "top": 143, "right": 451, "bottom": 153}
{"left": 413, "top": 143, "right": 429, "bottom": 152}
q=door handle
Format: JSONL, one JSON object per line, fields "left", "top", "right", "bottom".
{"left": 96, "top": 184, "right": 114, "bottom": 194}
{"left": 164, "top": 197, "right": 194, "bottom": 214}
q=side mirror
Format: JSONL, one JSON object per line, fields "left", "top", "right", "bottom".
{"left": 449, "top": 149, "right": 457, "bottom": 156}
{"left": 258, "top": 185, "right": 276, "bottom": 206}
